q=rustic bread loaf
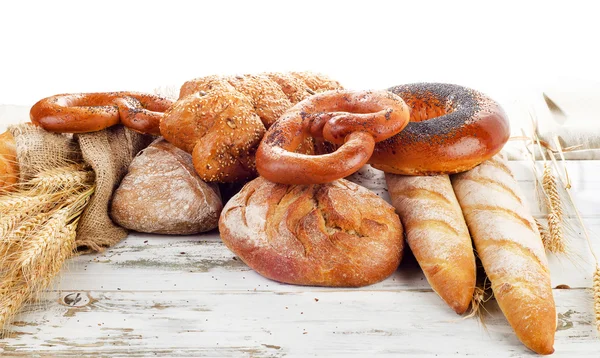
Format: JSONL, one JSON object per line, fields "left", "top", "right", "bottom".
{"left": 451, "top": 154, "right": 556, "bottom": 355}
{"left": 111, "top": 138, "right": 222, "bottom": 235}
{"left": 386, "top": 173, "right": 476, "bottom": 314}
{"left": 219, "top": 177, "right": 404, "bottom": 287}
{"left": 0, "top": 130, "right": 19, "bottom": 190}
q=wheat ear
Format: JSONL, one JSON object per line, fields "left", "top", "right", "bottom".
{"left": 542, "top": 164, "right": 566, "bottom": 254}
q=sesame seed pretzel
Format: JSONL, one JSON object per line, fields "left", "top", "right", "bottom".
{"left": 255, "top": 90, "right": 410, "bottom": 184}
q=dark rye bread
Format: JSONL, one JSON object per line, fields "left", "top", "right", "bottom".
{"left": 218, "top": 177, "right": 404, "bottom": 287}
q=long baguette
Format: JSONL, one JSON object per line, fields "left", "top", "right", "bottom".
{"left": 385, "top": 174, "right": 476, "bottom": 314}
{"left": 451, "top": 154, "right": 556, "bottom": 355}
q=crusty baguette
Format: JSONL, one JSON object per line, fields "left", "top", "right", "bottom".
{"left": 451, "top": 154, "right": 556, "bottom": 355}
{"left": 386, "top": 173, "right": 476, "bottom": 314}
{"left": 0, "top": 130, "right": 19, "bottom": 190}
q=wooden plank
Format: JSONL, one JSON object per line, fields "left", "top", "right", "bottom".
{"left": 1, "top": 289, "right": 598, "bottom": 357}
{"left": 49, "top": 216, "right": 600, "bottom": 293}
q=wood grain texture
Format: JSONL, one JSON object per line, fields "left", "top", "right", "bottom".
{"left": 0, "top": 161, "right": 599, "bottom": 357}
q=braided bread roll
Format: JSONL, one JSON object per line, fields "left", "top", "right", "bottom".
{"left": 451, "top": 154, "right": 556, "bottom": 355}
{"left": 161, "top": 72, "right": 342, "bottom": 183}
{"left": 385, "top": 174, "right": 475, "bottom": 314}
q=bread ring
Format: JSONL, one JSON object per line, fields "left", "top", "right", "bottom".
{"left": 370, "top": 83, "right": 510, "bottom": 175}
{"left": 30, "top": 92, "right": 173, "bottom": 135}
{"left": 255, "top": 90, "right": 410, "bottom": 185}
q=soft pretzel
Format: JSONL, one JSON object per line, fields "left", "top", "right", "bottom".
{"left": 30, "top": 92, "right": 173, "bottom": 135}
{"left": 160, "top": 72, "right": 342, "bottom": 183}
{"left": 255, "top": 90, "right": 410, "bottom": 184}
{"left": 371, "top": 83, "right": 510, "bottom": 175}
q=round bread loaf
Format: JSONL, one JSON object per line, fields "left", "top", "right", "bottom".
{"left": 111, "top": 138, "right": 223, "bottom": 235}
{"left": 219, "top": 177, "right": 404, "bottom": 287}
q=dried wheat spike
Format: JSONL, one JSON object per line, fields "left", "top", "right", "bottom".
{"left": 0, "top": 280, "right": 30, "bottom": 331}
{"left": 27, "top": 165, "right": 93, "bottom": 193}
{"left": 594, "top": 266, "right": 600, "bottom": 333}
{"left": 535, "top": 219, "right": 550, "bottom": 248}
{"left": 0, "top": 212, "right": 49, "bottom": 258}
{"left": 542, "top": 164, "right": 566, "bottom": 254}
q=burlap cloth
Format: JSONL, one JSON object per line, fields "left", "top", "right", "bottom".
{"left": 8, "top": 124, "right": 154, "bottom": 253}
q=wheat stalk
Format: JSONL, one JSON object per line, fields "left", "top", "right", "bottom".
{"left": 0, "top": 163, "right": 94, "bottom": 330}
{"left": 27, "top": 164, "right": 93, "bottom": 193}
{"left": 542, "top": 164, "right": 566, "bottom": 254}
{"left": 0, "top": 279, "right": 30, "bottom": 333}
{"left": 535, "top": 218, "right": 550, "bottom": 248}
{"left": 0, "top": 212, "right": 49, "bottom": 259}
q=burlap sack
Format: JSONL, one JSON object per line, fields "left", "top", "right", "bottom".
{"left": 8, "top": 124, "right": 153, "bottom": 253}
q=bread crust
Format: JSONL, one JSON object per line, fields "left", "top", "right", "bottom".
{"left": 386, "top": 174, "right": 476, "bottom": 314}
{"left": 219, "top": 177, "right": 403, "bottom": 287}
{"left": 111, "top": 139, "right": 222, "bottom": 235}
{"left": 162, "top": 72, "right": 342, "bottom": 183}
{"left": 0, "top": 130, "right": 19, "bottom": 190}
{"left": 451, "top": 154, "right": 556, "bottom": 355}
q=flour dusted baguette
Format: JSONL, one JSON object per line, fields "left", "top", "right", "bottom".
{"left": 451, "top": 154, "right": 556, "bottom": 355}
{"left": 385, "top": 174, "right": 476, "bottom": 314}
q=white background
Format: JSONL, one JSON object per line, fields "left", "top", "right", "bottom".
{"left": 0, "top": 0, "right": 599, "bottom": 106}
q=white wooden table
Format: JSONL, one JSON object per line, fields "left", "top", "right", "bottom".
{"left": 1, "top": 159, "right": 599, "bottom": 357}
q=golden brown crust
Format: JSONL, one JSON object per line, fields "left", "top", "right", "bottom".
{"left": 256, "top": 90, "right": 410, "bottom": 185}
{"left": 452, "top": 154, "right": 556, "bottom": 355}
{"left": 385, "top": 174, "right": 476, "bottom": 314}
{"left": 29, "top": 92, "right": 173, "bottom": 135}
{"left": 0, "top": 130, "right": 19, "bottom": 190}
{"left": 161, "top": 88, "right": 265, "bottom": 183}
{"left": 218, "top": 177, "right": 404, "bottom": 287}
{"left": 162, "top": 72, "right": 342, "bottom": 183}
{"left": 371, "top": 83, "right": 510, "bottom": 175}
{"left": 290, "top": 72, "right": 343, "bottom": 93}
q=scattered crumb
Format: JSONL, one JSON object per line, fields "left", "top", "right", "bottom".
{"left": 314, "top": 298, "right": 319, "bottom": 302}
{"left": 555, "top": 284, "right": 570, "bottom": 289}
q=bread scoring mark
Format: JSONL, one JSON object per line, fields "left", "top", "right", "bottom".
{"left": 485, "top": 156, "right": 515, "bottom": 178}
{"left": 393, "top": 186, "right": 452, "bottom": 205}
{"left": 409, "top": 219, "right": 460, "bottom": 236}
{"left": 460, "top": 175, "right": 522, "bottom": 205}
{"left": 487, "top": 239, "right": 549, "bottom": 275}
{"left": 463, "top": 204, "right": 536, "bottom": 233}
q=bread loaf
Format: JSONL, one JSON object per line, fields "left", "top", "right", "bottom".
{"left": 451, "top": 154, "right": 556, "bottom": 355}
{"left": 111, "top": 138, "right": 223, "bottom": 235}
{"left": 385, "top": 173, "right": 476, "bottom": 314}
{"left": 219, "top": 177, "right": 404, "bottom": 287}
{"left": 0, "top": 130, "right": 19, "bottom": 190}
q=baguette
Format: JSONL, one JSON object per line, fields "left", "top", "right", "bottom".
{"left": 451, "top": 154, "right": 556, "bottom": 355}
{"left": 385, "top": 173, "right": 476, "bottom": 314}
